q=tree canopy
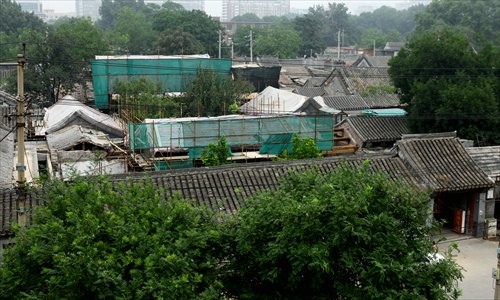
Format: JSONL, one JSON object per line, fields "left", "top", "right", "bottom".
{"left": 415, "top": 0, "right": 500, "bottom": 44}
{"left": 0, "top": 164, "right": 464, "bottom": 299}
{"left": 223, "top": 163, "right": 463, "bottom": 299}
{"left": 389, "top": 26, "right": 500, "bottom": 145}
{"left": 0, "top": 177, "right": 226, "bottom": 299}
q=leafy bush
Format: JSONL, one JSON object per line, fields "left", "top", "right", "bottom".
{"left": 281, "top": 133, "right": 322, "bottom": 160}
{"left": 223, "top": 163, "right": 462, "bottom": 299}
{"left": 0, "top": 177, "right": 225, "bottom": 299}
{"left": 201, "top": 136, "right": 231, "bottom": 166}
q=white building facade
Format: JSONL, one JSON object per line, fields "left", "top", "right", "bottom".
{"left": 222, "top": 0, "right": 290, "bottom": 21}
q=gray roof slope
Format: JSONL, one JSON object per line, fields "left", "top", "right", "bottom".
{"left": 466, "top": 146, "right": 500, "bottom": 179}
{"left": 0, "top": 189, "right": 44, "bottom": 236}
{"left": 352, "top": 55, "right": 391, "bottom": 68}
{"left": 111, "top": 154, "right": 420, "bottom": 214}
{"left": 321, "top": 95, "right": 368, "bottom": 111}
{"left": 347, "top": 116, "right": 409, "bottom": 143}
{"left": 0, "top": 154, "right": 420, "bottom": 235}
{"left": 396, "top": 135, "right": 493, "bottom": 192}
{"left": 293, "top": 86, "right": 326, "bottom": 98}
{"left": 362, "top": 94, "right": 400, "bottom": 108}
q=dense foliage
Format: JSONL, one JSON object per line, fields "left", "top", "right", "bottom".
{"left": 415, "top": 0, "right": 499, "bottom": 44}
{"left": 0, "top": 164, "right": 464, "bottom": 298}
{"left": 389, "top": 26, "right": 500, "bottom": 145}
{"left": 113, "top": 78, "right": 181, "bottom": 120}
{"left": 0, "top": 177, "right": 226, "bottom": 299}
{"left": 281, "top": 133, "right": 322, "bottom": 160}
{"left": 183, "top": 68, "right": 254, "bottom": 117}
{"left": 223, "top": 164, "right": 463, "bottom": 299}
{"left": 201, "top": 136, "right": 231, "bottom": 166}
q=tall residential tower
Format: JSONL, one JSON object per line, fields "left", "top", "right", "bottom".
{"left": 75, "top": 0, "right": 101, "bottom": 21}
{"left": 222, "top": 0, "right": 290, "bottom": 21}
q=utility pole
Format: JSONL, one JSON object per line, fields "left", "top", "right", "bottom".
{"left": 231, "top": 40, "right": 234, "bottom": 60}
{"left": 249, "top": 30, "right": 253, "bottom": 63}
{"left": 337, "top": 29, "right": 341, "bottom": 60}
{"left": 373, "top": 40, "right": 376, "bottom": 56}
{"left": 16, "top": 52, "right": 27, "bottom": 228}
{"left": 218, "top": 30, "right": 222, "bottom": 59}
{"left": 495, "top": 239, "right": 500, "bottom": 300}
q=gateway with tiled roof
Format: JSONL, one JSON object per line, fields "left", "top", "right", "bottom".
{"left": 396, "top": 133, "right": 493, "bottom": 192}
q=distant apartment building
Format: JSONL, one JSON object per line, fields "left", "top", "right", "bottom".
{"left": 75, "top": 0, "right": 101, "bottom": 22}
{"left": 15, "top": 0, "right": 45, "bottom": 17}
{"left": 222, "top": 0, "right": 290, "bottom": 21}
{"left": 145, "top": 0, "right": 204, "bottom": 11}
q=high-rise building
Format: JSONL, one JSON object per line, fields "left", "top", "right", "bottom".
{"left": 145, "top": 0, "right": 204, "bottom": 11}
{"left": 75, "top": 0, "right": 101, "bottom": 22}
{"left": 15, "top": 0, "right": 44, "bottom": 17}
{"left": 222, "top": 0, "right": 290, "bottom": 21}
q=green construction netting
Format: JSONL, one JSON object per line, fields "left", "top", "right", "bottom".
{"left": 154, "top": 160, "right": 193, "bottom": 171}
{"left": 129, "top": 115, "right": 334, "bottom": 157}
{"left": 91, "top": 58, "right": 232, "bottom": 109}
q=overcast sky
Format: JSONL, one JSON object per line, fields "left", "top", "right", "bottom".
{"left": 42, "top": 0, "right": 430, "bottom": 15}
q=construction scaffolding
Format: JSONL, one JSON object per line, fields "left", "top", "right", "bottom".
{"left": 128, "top": 115, "right": 335, "bottom": 170}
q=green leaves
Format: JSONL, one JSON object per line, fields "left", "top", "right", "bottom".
{"left": 389, "top": 26, "right": 500, "bottom": 145}
{"left": 201, "top": 136, "right": 231, "bottom": 166}
{"left": 0, "top": 177, "right": 225, "bottom": 299}
{"left": 224, "top": 164, "right": 462, "bottom": 299}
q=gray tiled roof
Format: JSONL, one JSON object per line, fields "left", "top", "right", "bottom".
{"left": 112, "top": 154, "right": 420, "bottom": 214}
{"left": 304, "top": 77, "right": 326, "bottom": 87}
{"left": 362, "top": 94, "right": 400, "bottom": 108}
{"left": 396, "top": 135, "right": 494, "bottom": 192}
{"left": 347, "top": 116, "right": 409, "bottom": 144}
{"left": 322, "top": 95, "right": 368, "bottom": 111}
{"left": 352, "top": 55, "right": 391, "bottom": 68}
{"left": 293, "top": 86, "right": 326, "bottom": 98}
{"left": 466, "top": 146, "right": 500, "bottom": 179}
{"left": 0, "top": 189, "right": 44, "bottom": 236}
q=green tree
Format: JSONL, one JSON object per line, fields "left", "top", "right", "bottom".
{"left": 281, "top": 133, "right": 322, "bottom": 159}
{"left": 98, "top": 0, "right": 155, "bottom": 30}
{"left": 201, "top": 136, "right": 231, "bottom": 166}
{"left": 0, "top": 177, "right": 225, "bottom": 299}
{"left": 223, "top": 163, "right": 463, "bottom": 299}
{"left": 415, "top": 0, "right": 499, "bottom": 44}
{"left": 5, "top": 18, "right": 109, "bottom": 104}
{"left": 113, "top": 78, "right": 181, "bottom": 120}
{"left": 182, "top": 68, "right": 254, "bottom": 117}
{"left": 155, "top": 29, "right": 204, "bottom": 55}
{"left": 152, "top": 9, "right": 221, "bottom": 56}
{"left": 389, "top": 26, "right": 500, "bottom": 144}
{"left": 358, "top": 28, "right": 386, "bottom": 49}
{"left": 111, "top": 7, "right": 155, "bottom": 54}
{"left": 254, "top": 25, "right": 301, "bottom": 59}
{"left": 293, "top": 13, "right": 326, "bottom": 57}
{"left": 0, "top": 0, "right": 45, "bottom": 35}
{"left": 232, "top": 25, "right": 258, "bottom": 57}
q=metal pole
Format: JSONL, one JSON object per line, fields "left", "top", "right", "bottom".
{"left": 495, "top": 240, "right": 500, "bottom": 300}
{"left": 218, "top": 30, "right": 222, "bottom": 59}
{"left": 16, "top": 53, "right": 27, "bottom": 227}
{"left": 337, "top": 29, "right": 340, "bottom": 60}
{"left": 250, "top": 30, "right": 253, "bottom": 63}
{"left": 231, "top": 41, "right": 234, "bottom": 60}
